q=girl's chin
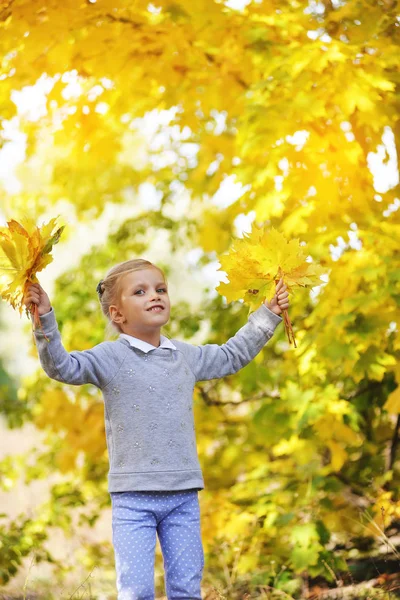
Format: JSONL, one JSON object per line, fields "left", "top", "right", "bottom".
{"left": 146, "top": 312, "right": 169, "bottom": 321}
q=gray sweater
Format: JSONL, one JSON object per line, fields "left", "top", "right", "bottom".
{"left": 33, "top": 304, "right": 282, "bottom": 493}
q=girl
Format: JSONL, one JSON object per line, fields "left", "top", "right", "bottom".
{"left": 24, "top": 258, "right": 289, "bottom": 600}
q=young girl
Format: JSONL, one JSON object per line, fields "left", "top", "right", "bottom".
{"left": 24, "top": 258, "right": 289, "bottom": 600}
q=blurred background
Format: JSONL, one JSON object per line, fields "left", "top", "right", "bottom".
{"left": 0, "top": 0, "right": 399, "bottom": 598}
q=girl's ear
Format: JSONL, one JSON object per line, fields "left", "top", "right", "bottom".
{"left": 109, "top": 304, "right": 125, "bottom": 325}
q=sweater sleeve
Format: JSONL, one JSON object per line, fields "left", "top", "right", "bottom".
{"left": 32, "top": 307, "right": 116, "bottom": 389}
{"left": 176, "top": 303, "right": 283, "bottom": 382}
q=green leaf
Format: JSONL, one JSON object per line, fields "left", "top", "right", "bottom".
{"left": 290, "top": 542, "right": 321, "bottom": 570}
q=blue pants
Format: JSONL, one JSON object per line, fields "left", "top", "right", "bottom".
{"left": 111, "top": 489, "right": 204, "bottom": 600}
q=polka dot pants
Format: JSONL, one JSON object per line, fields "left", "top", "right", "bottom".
{"left": 110, "top": 489, "right": 204, "bottom": 600}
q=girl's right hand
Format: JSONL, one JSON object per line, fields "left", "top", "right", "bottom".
{"left": 23, "top": 282, "right": 52, "bottom": 316}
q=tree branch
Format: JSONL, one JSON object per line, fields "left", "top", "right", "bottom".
{"left": 197, "top": 379, "right": 383, "bottom": 407}
{"left": 344, "top": 380, "right": 383, "bottom": 400}
{"left": 387, "top": 414, "right": 400, "bottom": 472}
{"left": 196, "top": 384, "right": 280, "bottom": 406}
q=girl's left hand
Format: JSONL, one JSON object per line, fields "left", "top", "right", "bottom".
{"left": 264, "top": 278, "right": 289, "bottom": 316}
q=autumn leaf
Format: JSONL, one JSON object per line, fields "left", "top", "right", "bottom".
{"left": 0, "top": 215, "right": 65, "bottom": 337}
{"left": 215, "top": 222, "right": 327, "bottom": 347}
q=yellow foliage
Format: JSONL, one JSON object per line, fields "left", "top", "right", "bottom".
{"left": 216, "top": 223, "right": 326, "bottom": 312}
{"left": 322, "top": 497, "right": 366, "bottom": 538}
{"left": 34, "top": 388, "right": 71, "bottom": 431}
{"left": 326, "top": 440, "right": 348, "bottom": 472}
{"left": 0, "top": 0, "right": 399, "bottom": 582}
{"left": 197, "top": 208, "right": 235, "bottom": 255}
{"left": 370, "top": 490, "right": 400, "bottom": 530}
{"left": 236, "top": 552, "right": 260, "bottom": 575}
{"left": 55, "top": 447, "right": 78, "bottom": 474}
{"left": 221, "top": 509, "right": 256, "bottom": 542}
{"left": 313, "top": 414, "right": 363, "bottom": 472}
{"left": 199, "top": 490, "right": 237, "bottom": 553}
{"left": 34, "top": 386, "right": 105, "bottom": 463}
{"left": 316, "top": 415, "right": 362, "bottom": 446}
{"left": 384, "top": 387, "right": 400, "bottom": 415}
{"left": 0, "top": 216, "right": 65, "bottom": 320}
{"left": 272, "top": 436, "right": 316, "bottom": 466}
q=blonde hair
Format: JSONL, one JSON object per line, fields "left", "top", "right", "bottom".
{"left": 96, "top": 258, "right": 168, "bottom": 339}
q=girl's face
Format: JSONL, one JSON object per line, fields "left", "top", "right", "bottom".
{"left": 111, "top": 267, "right": 171, "bottom": 334}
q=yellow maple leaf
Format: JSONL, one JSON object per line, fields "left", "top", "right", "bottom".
{"left": 0, "top": 215, "right": 65, "bottom": 335}
{"left": 215, "top": 222, "right": 326, "bottom": 346}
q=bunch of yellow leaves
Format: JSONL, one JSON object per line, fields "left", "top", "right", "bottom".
{"left": 0, "top": 216, "right": 65, "bottom": 340}
{"left": 215, "top": 224, "right": 327, "bottom": 347}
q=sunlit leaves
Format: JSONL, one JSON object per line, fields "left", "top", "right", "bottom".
{"left": 216, "top": 223, "right": 326, "bottom": 311}
{"left": 0, "top": 216, "right": 65, "bottom": 317}
{"left": 0, "top": 0, "right": 400, "bottom": 592}
{"left": 0, "top": 0, "right": 397, "bottom": 235}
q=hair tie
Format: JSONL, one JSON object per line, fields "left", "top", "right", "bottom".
{"left": 96, "top": 279, "right": 104, "bottom": 296}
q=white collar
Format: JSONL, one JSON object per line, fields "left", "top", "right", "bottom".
{"left": 119, "top": 333, "right": 177, "bottom": 354}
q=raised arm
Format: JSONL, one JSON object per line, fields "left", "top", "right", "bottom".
{"left": 24, "top": 283, "right": 122, "bottom": 388}
{"left": 174, "top": 303, "right": 283, "bottom": 382}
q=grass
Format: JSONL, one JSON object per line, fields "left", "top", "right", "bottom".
{"left": 3, "top": 514, "right": 400, "bottom": 600}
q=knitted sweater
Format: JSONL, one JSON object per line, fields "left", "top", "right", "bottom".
{"left": 33, "top": 304, "right": 282, "bottom": 492}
